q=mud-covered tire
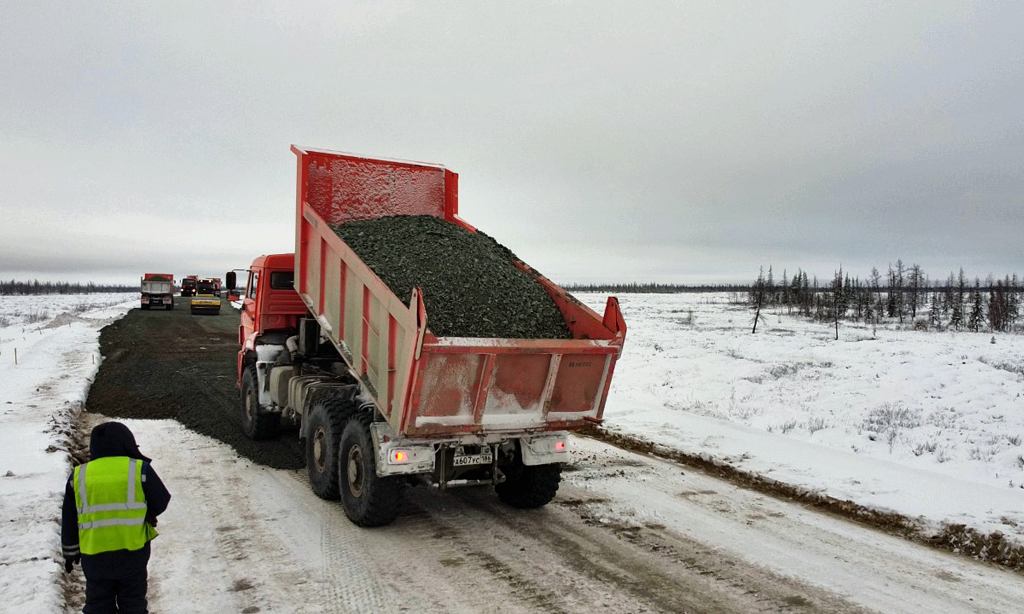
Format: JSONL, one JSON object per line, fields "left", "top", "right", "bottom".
{"left": 305, "top": 398, "right": 351, "bottom": 500}
{"left": 496, "top": 458, "right": 562, "bottom": 509}
{"left": 167, "top": 301, "right": 174, "bottom": 311}
{"left": 339, "top": 413, "right": 403, "bottom": 527}
{"left": 240, "top": 366, "right": 279, "bottom": 440}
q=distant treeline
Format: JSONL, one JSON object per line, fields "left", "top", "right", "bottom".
{"left": 748, "top": 262, "right": 1021, "bottom": 333}
{"left": 0, "top": 279, "right": 137, "bottom": 295}
{"left": 565, "top": 282, "right": 750, "bottom": 293}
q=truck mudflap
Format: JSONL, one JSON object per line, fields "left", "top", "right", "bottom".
{"left": 370, "top": 422, "right": 435, "bottom": 477}
{"left": 519, "top": 432, "right": 570, "bottom": 466}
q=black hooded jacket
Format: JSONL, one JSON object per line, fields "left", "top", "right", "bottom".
{"left": 61, "top": 422, "right": 171, "bottom": 578}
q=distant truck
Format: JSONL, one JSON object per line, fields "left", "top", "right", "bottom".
{"left": 140, "top": 274, "right": 174, "bottom": 310}
{"left": 190, "top": 278, "right": 222, "bottom": 315}
{"left": 181, "top": 275, "right": 199, "bottom": 297}
{"left": 227, "top": 146, "right": 626, "bottom": 527}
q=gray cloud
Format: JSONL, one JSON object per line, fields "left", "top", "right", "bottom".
{"left": 2, "top": 1, "right": 1022, "bottom": 286}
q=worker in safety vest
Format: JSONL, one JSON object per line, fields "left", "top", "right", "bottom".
{"left": 61, "top": 422, "right": 171, "bottom": 614}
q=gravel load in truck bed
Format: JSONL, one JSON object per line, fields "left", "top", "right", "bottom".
{"left": 332, "top": 215, "right": 572, "bottom": 339}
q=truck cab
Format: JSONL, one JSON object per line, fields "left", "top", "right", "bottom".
{"left": 180, "top": 277, "right": 198, "bottom": 297}
{"left": 235, "top": 254, "right": 306, "bottom": 377}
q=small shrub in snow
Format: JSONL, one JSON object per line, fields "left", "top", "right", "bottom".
{"left": 779, "top": 420, "right": 798, "bottom": 434}
{"left": 913, "top": 441, "right": 938, "bottom": 456}
{"left": 863, "top": 402, "right": 921, "bottom": 454}
{"left": 25, "top": 310, "right": 49, "bottom": 324}
{"left": 1015, "top": 455, "right": 1024, "bottom": 470}
{"left": 927, "top": 407, "right": 963, "bottom": 430}
{"left": 968, "top": 446, "right": 993, "bottom": 462}
{"left": 864, "top": 402, "right": 920, "bottom": 432}
{"left": 978, "top": 357, "right": 1024, "bottom": 380}
{"left": 1007, "top": 435, "right": 1022, "bottom": 447}
{"left": 935, "top": 447, "right": 953, "bottom": 463}
{"left": 806, "top": 417, "right": 828, "bottom": 434}
{"left": 768, "top": 363, "right": 801, "bottom": 379}
{"left": 0, "top": 315, "right": 10, "bottom": 327}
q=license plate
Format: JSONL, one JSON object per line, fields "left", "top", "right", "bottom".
{"left": 453, "top": 448, "right": 492, "bottom": 467}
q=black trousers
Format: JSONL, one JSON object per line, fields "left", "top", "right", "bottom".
{"left": 83, "top": 568, "right": 148, "bottom": 614}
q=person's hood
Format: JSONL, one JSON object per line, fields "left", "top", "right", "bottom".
{"left": 89, "top": 421, "right": 151, "bottom": 462}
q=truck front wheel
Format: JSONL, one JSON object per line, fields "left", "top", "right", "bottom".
{"left": 339, "top": 413, "right": 403, "bottom": 527}
{"left": 495, "top": 458, "right": 562, "bottom": 509}
{"left": 240, "top": 367, "right": 280, "bottom": 440}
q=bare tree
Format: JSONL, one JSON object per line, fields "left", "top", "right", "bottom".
{"left": 829, "top": 268, "right": 847, "bottom": 340}
{"left": 750, "top": 267, "right": 768, "bottom": 333}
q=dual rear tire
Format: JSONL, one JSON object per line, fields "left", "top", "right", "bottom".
{"left": 304, "top": 400, "right": 403, "bottom": 527}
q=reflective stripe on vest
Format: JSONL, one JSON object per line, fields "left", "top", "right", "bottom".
{"left": 72, "top": 457, "right": 157, "bottom": 555}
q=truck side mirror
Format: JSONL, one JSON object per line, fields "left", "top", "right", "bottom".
{"left": 226, "top": 272, "right": 236, "bottom": 290}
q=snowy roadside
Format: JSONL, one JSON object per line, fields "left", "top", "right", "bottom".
{"left": 0, "top": 294, "right": 136, "bottom": 612}
{"left": 3, "top": 288, "right": 1023, "bottom": 613}
{"left": 576, "top": 292, "right": 1024, "bottom": 561}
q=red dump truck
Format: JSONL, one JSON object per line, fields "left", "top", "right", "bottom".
{"left": 227, "top": 146, "right": 626, "bottom": 526}
{"left": 180, "top": 275, "right": 199, "bottom": 297}
{"left": 140, "top": 274, "right": 174, "bottom": 310}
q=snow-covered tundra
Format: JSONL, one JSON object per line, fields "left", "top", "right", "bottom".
{"left": 1, "top": 292, "right": 1023, "bottom": 613}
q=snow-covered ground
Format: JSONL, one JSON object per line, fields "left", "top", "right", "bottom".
{"left": 575, "top": 292, "right": 1024, "bottom": 546}
{"left": 2, "top": 291, "right": 1023, "bottom": 611}
{"left": 0, "top": 293, "right": 137, "bottom": 612}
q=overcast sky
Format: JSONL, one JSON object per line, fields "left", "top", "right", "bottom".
{"left": 2, "top": 1, "right": 1022, "bottom": 286}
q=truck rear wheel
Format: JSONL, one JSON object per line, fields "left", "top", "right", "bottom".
{"left": 339, "top": 413, "right": 403, "bottom": 527}
{"left": 305, "top": 398, "right": 350, "bottom": 500}
{"left": 240, "top": 366, "right": 280, "bottom": 440}
{"left": 141, "top": 304, "right": 150, "bottom": 310}
{"left": 495, "top": 457, "right": 562, "bottom": 509}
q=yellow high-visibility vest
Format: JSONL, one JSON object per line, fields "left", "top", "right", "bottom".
{"left": 72, "top": 457, "right": 158, "bottom": 555}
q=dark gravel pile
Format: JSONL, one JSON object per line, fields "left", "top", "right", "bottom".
{"left": 85, "top": 307, "right": 304, "bottom": 470}
{"left": 332, "top": 215, "right": 571, "bottom": 339}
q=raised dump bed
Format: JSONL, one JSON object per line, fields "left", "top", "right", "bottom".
{"left": 291, "top": 145, "right": 626, "bottom": 440}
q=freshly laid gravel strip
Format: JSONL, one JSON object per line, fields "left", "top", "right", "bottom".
{"left": 333, "top": 215, "right": 571, "bottom": 339}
